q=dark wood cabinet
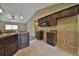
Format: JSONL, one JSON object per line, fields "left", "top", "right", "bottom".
{"left": 76, "top": 5, "right": 79, "bottom": 13}
{"left": 0, "top": 34, "right": 18, "bottom": 56}
{"left": 47, "top": 30, "right": 57, "bottom": 46}
{"left": 6, "top": 41, "right": 18, "bottom": 56}
{"left": 57, "top": 5, "right": 77, "bottom": 19}
{"left": 38, "top": 15, "right": 57, "bottom": 27}
{"left": 36, "top": 31, "right": 43, "bottom": 40}
{"left": 0, "top": 30, "right": 1, "bottom": 34}
{"left": 38, "top": 17, "right": 49, "bottom": 27}
{"left": 0, "top": 48, "right": 5, "bottom": 56}
{"left": 47, "top": 14, "right": 57, "bottom": 26}
{"left": 38, "top": 4, "right": 79, "bottom": 27}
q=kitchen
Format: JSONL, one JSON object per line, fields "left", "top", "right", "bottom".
{"left": 0, "top": 3, "right": 79, "bottom": 56}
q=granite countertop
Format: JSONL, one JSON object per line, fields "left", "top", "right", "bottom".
{"left": 0, "top": 33, "right": 17, "bottom": 39}
{"left": 0, "top": 31, "right": 28, "bottom": 39}
{"left": 17, "top": 32, "right": 28, "bottom": 34}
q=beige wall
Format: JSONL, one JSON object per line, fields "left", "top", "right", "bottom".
{"left": 18, "top": 24, "right": 26, "bottom": 31}
{"left": 0, "top": 21, "right": 26, "bottom": 31}
{"left": 78, "top": 15, "right": 79, "bottom": 55}
{"left": 0, "top": 21, "right": 5, "bottom": 30}
{"left": 56, "top": 15, "right": 78, "bottom": 55}
{"left": 27, "top": 18, "right": 35, "bottom": 36}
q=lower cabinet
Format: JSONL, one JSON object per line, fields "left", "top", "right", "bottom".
{"left": 6, "top": 41, "right": 18, "bottom": 56}
{"left": 0, "top": 32, "right": 30, "bottom": 56}
{"left": 47, "top": 30, "right": 57, "bottom": 46}
{"left": 0, "top": 48, "right": 5, "bottom": 56}
{"left": 0, "top": 34, "right": 18, "bottom": 56}
{"left": 0, "top": 43, "right": 18, "bottom": 56}
{"left": 36, "top": 31, "right": 43, "bottom": 40}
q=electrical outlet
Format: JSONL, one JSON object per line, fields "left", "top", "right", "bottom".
{"left": 64, "top": 39, "right": 70, "bottom": 44}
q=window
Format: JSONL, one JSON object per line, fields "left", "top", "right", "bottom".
{"left": 5, "top": 24, "right": 18, "bottom": 30}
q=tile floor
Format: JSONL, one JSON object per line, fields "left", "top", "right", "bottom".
{"left": 14, "top": 39, "right": 72, "bottom": 56}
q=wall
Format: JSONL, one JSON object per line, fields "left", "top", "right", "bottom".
{"left": 78, "top": 14, "right": 79, "bottom": 55}
{"left": 0, "top": 21, "right": 26, "bottom": 31}
{"left": 0, "top": 21, "right": 5, "bottom": 30}
{"left": 18, "top": 24, "right": 26, "bottom": 31}
{"left": 26, "top": 3, "right": 78, "bottom": 41}
{"left": 26, "top": 18, "right": 35, "bottom": 40}
{"left": 56, "top": 15, "right": 78, "bottom": 55}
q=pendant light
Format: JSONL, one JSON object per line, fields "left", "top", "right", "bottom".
{"left": 0, "top": 3, "right": 3, "bottom": 13}
{"left": 12, "top": 15, "right": 14, "bottom": 20}
{"left": 20, "top": 4, "right": 23, "bottom": 19}
{"left": 11, "top": 15, "right": 15, "bottom": 22}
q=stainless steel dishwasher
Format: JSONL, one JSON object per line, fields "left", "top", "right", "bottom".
{"left": 18, "top": 32, "right": 29, "bottom": 49}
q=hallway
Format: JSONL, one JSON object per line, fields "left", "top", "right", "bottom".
{"left": 14, "top": 39, "right": 71, "bottom": 56}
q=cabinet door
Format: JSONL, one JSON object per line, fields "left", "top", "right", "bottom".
{"left": 6, "top": 41, "right": 18, "bottom": 56}
{"left": 0, "top": 48, "right": 5, "bottom": 56}
{"left": 36, "top": 31, "right": 43, "bottom": 40}
{"left": 47, "top": 33, "right": 54, "bottom": 45}
{"left": 38, "top": 17, "right": 49, "bottom": 27}
{"left": 58, "top": 7, "right": 77, "bottom": 19}
{"left": 47, "top": 32, "right": 57, "bottom": 46}
{"left": 47, "top": 15, "right": 57, "bottom": 26}
{"left": 47, "top": 16, "right": 51, "bottom": 26}
{"left": 76, "top": 5, "right": 79, "bottom": 13}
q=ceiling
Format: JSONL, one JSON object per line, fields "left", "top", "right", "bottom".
{"left": 0, "top": 3, "right": 56, "bottom": 24}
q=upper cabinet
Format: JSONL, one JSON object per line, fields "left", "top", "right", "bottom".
{"left": 38, "top": 14, "right": 57, "bottom": 27}
{"left": 38, "top": 15, "right": 57, "bottom": 27}
{"left": 38, "top": 4, "right": 79, "bottom": 27}
{"left": 38, "top": 17, "right": 49, "bottom": 27}
{"left": 47, "top": 14, "right": 57, "bottom": 26}
{"left": 57, "top": 5, "right": 78, "bottom": 19}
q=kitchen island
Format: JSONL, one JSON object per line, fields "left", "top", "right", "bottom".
{"left": 0, "top": 32, "right": 29, "bottom": 56}
{"left": 0, "top": 33, "right": 18, "bottom": 56}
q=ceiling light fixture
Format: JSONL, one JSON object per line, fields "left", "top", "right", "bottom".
{"left": 0, "top": 3, "right": 3, "bottom": 13}
{"left": 11, "top": 15, "right": 16, "bottom": 22}
{"left": 20, "top": 16, "right": 23, "bottom": 19}
{"left": 20, "top": 4, "right": 23, "bottom": 19}
{"left": 12, "top": 15, "right": 14, "bottom": 20}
